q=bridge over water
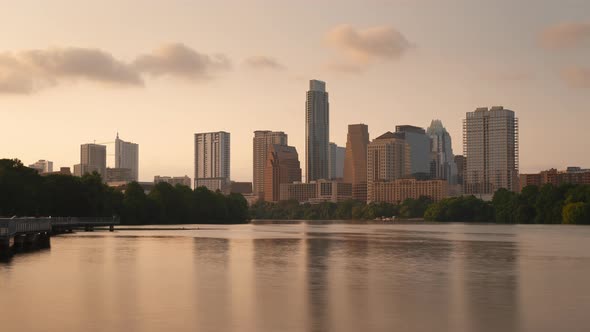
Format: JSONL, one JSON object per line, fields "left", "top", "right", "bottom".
{"left": 0, "top": 217, "right": 119, "bottom": 257}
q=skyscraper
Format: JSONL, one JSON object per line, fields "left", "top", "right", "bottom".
{"left": 395, "top": 125, "right": 431, "bottom": 176}
{"left": 367, "top": 132, "right": 411, "bottom": 202}
{"left": 328, "top": 142, "right": 345, "bottom": 180}
{"left": 305, "top": 79, "right": 329, "bottom": 182}
{"left": 343, "top": 124, "right": 370, "bottom": 201}
{"left": 264, "top": 144, "right": 302, "bottom": 202}
{"left": 28, "top": 160, "right": 53, "bottom": 174}
{"left": 115, "top": 133, "right": 139, "bottom": 181}
{"left": 463, "top": 106, "right": 519, "bottom": 196}
{"left": 427, "top": 120, "right": 457, "bottom": 184}
{"left": 194, "top": 131, "right": 231, "bottom": 192}
{"left": 253, "top": 130, "right": 288, "bottom": 200}
{"left": 74, "top": 143, "right": 107, "bottom": 179}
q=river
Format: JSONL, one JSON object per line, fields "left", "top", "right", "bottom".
{"left": 1, "top": 221, "right": 589, "bottom": 332}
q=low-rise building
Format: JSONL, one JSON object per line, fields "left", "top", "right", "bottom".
{"left": 107, "top": 168, "right": 133, "bottom": 184}
{"left": 370, "top": 179, "right": 449, "bottom": 204}
{"left": 279, "top": 180, "right": 353, "bottom": 203}
{"left": 29, "top": 160, "right": 53, "bottom": 174}
{"left": 229, "top": 181, "right": 253, "bottom": 194}
{"left": 520, "top": 167, "right": 590, "bottom": 191}
{"left": 42, "top": 167, "right": 72, "bottom": 176}
{"left": 154, "top": 175, "right": 192, "bottom": 187}
{"left": 280, "top": 182, "right": 317, "bottom": 203}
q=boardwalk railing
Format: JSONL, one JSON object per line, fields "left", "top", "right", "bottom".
{"left": 0, "top": 217, "right": 120, "bottom": 240}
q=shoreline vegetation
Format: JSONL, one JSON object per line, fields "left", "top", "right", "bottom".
{"left": 0, "top": 159, "right": 249, "bottom": 225}
{"left": 2, "top": 158, "right": 590, "bottom": 225}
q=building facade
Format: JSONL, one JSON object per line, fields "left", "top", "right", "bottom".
{"left": 279, "top": 180, "right": 352, "bottom": 203}
{"left": 520, "top": 167, "right": 590, "bottom": 191}
{"left": 395, "top": 125, "right": 431, "bottom": 176}
{"left": 367, "top": 132, "right": 411, "bottom": 202}
{"left": 253, "top": 130, "right": 288, "bottom": 199}
{"left": 427, "top": 120, "right": 458, "bottom": 184}
{"left": 463, "top": 106, "right": 519, "bottom": 196}
{"left": 154, "top": 175, "right": 192, "bottom": 187}
{"left": 74, "top": 144, "right": 107, "bottom": 179}
{"left": 229, "top": 181, "right": 253, "bottom": 194}
{"left": 280, "top": 182, "right": 317, "bottom": 202}
{"left": 343, "top": 124, "right": 370, "bottom": 202}
{"left": 194, "top": 131, "right": 231, "bottom": 192}
{"left": 328, "top": 142, "right": 345, "bottom": 180}
{"left": 29, "top": 160, "right": 53, "bottom": 174}
{"left": 106, "top": 167, "right": 133, "bottom": 183}
{"left": 115, "top": 133, "right": 139, "bottom": 181}
{"left": 264, "top": 145, "right": 302, "bottom": 202}
{"left": 371, "top": 179, "right": 449, "bottom": 204}
{"left": 305, "top": 79, "right": 330, "bottom": 182}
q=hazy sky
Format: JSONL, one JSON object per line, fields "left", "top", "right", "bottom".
{"left": 1, "top": 0, "right": 589, "bottom": 182}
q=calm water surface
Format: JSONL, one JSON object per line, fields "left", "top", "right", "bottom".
{"left": 1, "top": 222, "right": 590, "bottom": 332}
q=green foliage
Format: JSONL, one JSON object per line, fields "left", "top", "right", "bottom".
{"left": 562, "top": 202, "right": 590, "bottom": 224}
{"left": 424, "top": 196, "right": 494, "bottom": 222}
{"left": 0, "top": 158, "right": 249, "bottom": 224}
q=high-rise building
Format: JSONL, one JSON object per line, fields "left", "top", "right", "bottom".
{"left": 28, "top": 160, "right": 53, "bottom": 173}
{"left": 194, "top": 131, "right": 231, "bottom": 192}
{"left": 253, "top": 130, "right": 288, "bottom": 199}
{"left": 367, "top": 132, "right": 411, "bottom": 202}
{"left": 463, "top": 106, "right": 519, "bottom": 196}
{"left": 454, "top": 155, "right": 466, "bottom": 189}
{"left": 305, "top": 79, "right": 329, "bottom": 182}
{"left": 74, "top": 144, "right": 107, "bottom": 179}
{"left": 264, "top": 144, "right": 302, "bottom": 202}
{"left": 395, "top": 125, "right": 431, "bottom": 176}
{"left": 427, "top": 120, "right": 458, "bottom": 184}
{"left": 343, "top": 124, "right": 370, "bottom": 201}
{"left": 115, "top": 133, "right": 139, "bottom": 181}
{"left": 328, "top": 142, "right": 345, "bottom": 180}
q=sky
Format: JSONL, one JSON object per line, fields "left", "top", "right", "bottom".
{"left": 1, "top": 0, "right": 589, "bottom": 182}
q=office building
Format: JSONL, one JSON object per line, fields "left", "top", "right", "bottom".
{"left": 280, "top": 182, "right": 317, "bottom": 203}
{"left": 28, "top": 160, "right": 53, "bottom": 174}
{"left": 106, "top": 167, "right": 133, "bottom": 183}
{"left": 264, "top": 145, "right": 302, "bottom": 202}
{"left": 328, "top": 142, "right": 345, "bottom": 180}
{"left": 154, "top": 176, "right": 192, "bottom": 187}
{"left": 74, "top": 143, "right": 107, "bottom": 179}
{"left": 229, "top": 181, "right": 253, "bottom": 194}
{"left": 194, "top": 131, "right": 231, "bottom": 192}
{"left": 371, "top": 179, "right": 449, "bottom": 204}
{"left": 454, "top": 155, "right": 466, "bottom": 187}
{"left": 395, "top": 125, "right": 431, "bottom": 176}
{"left": 253, "top": 130, "right": 288, "bottom": 199}
{"left": 427, "top": 120, "right": 458, "bottom": 184}
{"left": 343, "top": 124, "right": 370, "bottom": 201}
{"left": 367, "top": 132, "right": 411, "bottom": 202}
{"left": 463, "top": 106, "right": 519, "bottom": 196}
{"left": 115, "top": 133, "right": 139, "bottom": 181}
{"left": 305, "top": 79, "right": 330, "bottom": 182}
{"left": 279, "top": 180, "right": 352, "bottom": 203}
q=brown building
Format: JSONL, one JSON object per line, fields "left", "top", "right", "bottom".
{"left": 280, "top": 182, "right": 317, "bottom": 202}
{"left": 454, "top": 155, "right": 466, "bottom": 187}
{"left": 229, "top": 181, "right": 253, "bottom": 194}
{"left": 42, "top": 167, "right": 72, "bottom": 176}
{"left": 520, "top": 167, "right": 590, "bottom": 191}
{"left": 264, "top": 144, "right": 302, "bottom": 202}
{"left": 371, "top": 179, "right": 449, "bottom": 204}
{"left": 367, "top": 132, "right": 411, "bottom": 202}
{"left": 343, "top": 124, "right": 370, "bottom": 202}
{"left": 253, "top": 130, "right": 288, "bottom": 200}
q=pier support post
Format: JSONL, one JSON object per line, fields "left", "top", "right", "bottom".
{"left": 39, "top": 232, "right": 51, "bottom": 249}
{"left": 84, "top": 226, "right": 94, "bottom": 232}
{"left": 0, "top": 238, "right": 11, "bottom": 257}
{"left": 109, "top": 225, "right": 114, "bottom": 232}
{"left": 24, "top": 234, "right": 38, "bottom": 250}
{"left": 13, "top": 235, "right": 25, "bottom": 252}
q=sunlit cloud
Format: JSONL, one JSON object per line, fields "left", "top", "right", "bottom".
{"left": 324, "top": 24, "right": 412, "bottom": 72}
{"left": 134, "top": 43, "right": 231, "bottom": 80}
{"left": 243, "top": 56, "right": 285, "bottom": 70}
{"left": 539, "top": 22, "right": 590, "bottom": 50}
{"left": 0, "top": 47, "right": 142, "bottom": 94}
{"left": 561, "top": 66, "right": 590, "bottom": 88}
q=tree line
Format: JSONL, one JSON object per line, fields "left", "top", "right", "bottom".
{"left": 0, "top": 159, "right": 248, "bottom": 224}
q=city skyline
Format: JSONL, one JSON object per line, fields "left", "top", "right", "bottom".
{"left": 2, "top": 0, "right": 590, "bottom": 182}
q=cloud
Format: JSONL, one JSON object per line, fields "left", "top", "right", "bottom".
{"left": 243, "top": 56, "right": 285, "bottom": 70}
{"left": 134, "top": 43, "right": 231, "bottom": 80}
{"left": 325, "top": 24, "right": 412, "bottom": 66}
{"left": 561, "top": 66, "right": 590, "bottom": 88}
{"left": 539, "top": 22, "right": 590, "bottom": 50}
{"left": 0, "top": 47, "right": 142, "bottom": 94}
